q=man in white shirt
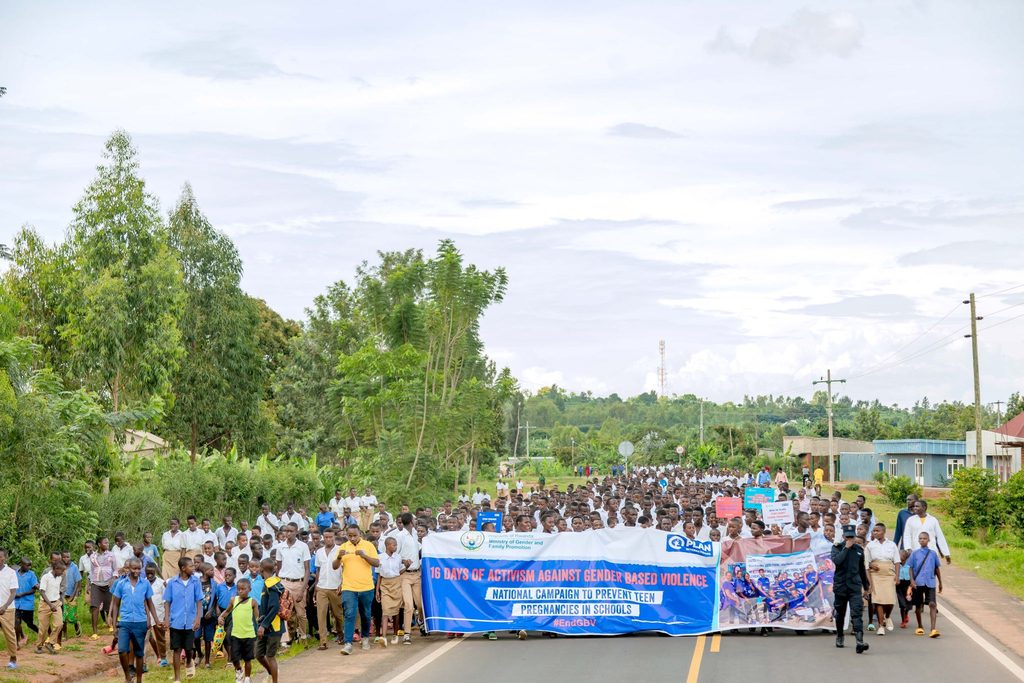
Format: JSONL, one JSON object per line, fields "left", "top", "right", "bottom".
{"left": 0, "top": 549, "right": 20, "bottom": 669}
{"left": 360, "top": 488, "right": 378, "bottom": 530}
{"left": 313, "top": 528, "right": 344, "bottom": 649}
{"left": 395, "top": 513, "right": 422, "bottom": 644}
{"left": 281, "top": 503, "right": 308, "bottom": 532}
{"left": 275, "top": 523, "right": 311, "bottom": 639}
{"left": 256, "top": 504, "right": 281, "bottom": 536}
{"left": 901, "top": 500, "right": 951, "bottom": 564}
{"left": 215, "top": 516, "right": 238, "bottom": 549}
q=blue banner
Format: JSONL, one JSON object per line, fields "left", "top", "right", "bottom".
{"left": 422, "top": 528, "right": 720, "bottom": 636}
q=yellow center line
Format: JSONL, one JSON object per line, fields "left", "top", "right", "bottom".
{"left": 686, "top": 634, "right": 707, "bottom": 683}
{"left": 710, "top": 633, "right": 721, "bottom": 653}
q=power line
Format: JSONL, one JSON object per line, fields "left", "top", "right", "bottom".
{"left": 848, "top": 323, "right": 970, "bottom": 380}
{"left": 980, "top": 310, "right": 1024, "bottom": 332}
{"left": 853, "top": 302, "right": 961, "bottom": 377}
{"left": 977, "top": 282, "right": 1024, "bottom": 299}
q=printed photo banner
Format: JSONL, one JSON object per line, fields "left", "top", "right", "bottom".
{"left": 718, "top": 537, "right": 834, "bottom": 632}
{"left": 422, "top": 528, "right": 721, "bottom": 636}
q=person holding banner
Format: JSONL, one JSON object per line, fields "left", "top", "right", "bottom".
{"left": 831, "top": 524, "right": 870, "bottom": 654}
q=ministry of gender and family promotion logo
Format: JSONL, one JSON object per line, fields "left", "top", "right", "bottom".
{"left": 460, "top": 530, "right": 487, "bottom": 551}
{"left": 665, "top": 534, "right": 713, "bottom": 558}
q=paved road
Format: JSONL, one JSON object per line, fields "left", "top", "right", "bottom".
{"left": 369, "top": 599, "right": 1024, "bottom": 683}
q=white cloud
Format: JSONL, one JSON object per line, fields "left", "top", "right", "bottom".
{"left": 2, "top": 1, "right": 1024, "bottom": 406}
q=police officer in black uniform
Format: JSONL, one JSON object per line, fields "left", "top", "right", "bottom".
{"left": 831, "top": 523, "right": 870, "bottom": 653}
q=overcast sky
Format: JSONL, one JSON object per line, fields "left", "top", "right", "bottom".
{"left": 3, "top": 1, "right": 1024, "bottom": 407}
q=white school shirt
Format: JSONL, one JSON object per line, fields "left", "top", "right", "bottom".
{"left": 182, "top": 528, "right": 206, "bottom": 552}
{"left": 343, "top": 496, "right": 362, "bottom": 512}
{"left": 148, "top": 577, "right": 166, "bottom": 621}
{"left": 329, "top": 497, "right": 346, "bottom": 517}
{"left": 274, "top": 540, "right": 311, "bottom": 580}
{"left": 281, "top": 512, "right": 308, "bottom": 532}
{"left": 215, "top": 526, "right": 238, "bottom": 548}
{"left": 865, "top": 538, "right": 901, "bottom": 565}
{"left": 378, "top": 552, "right": 404, "bottom": 579}
{"left": 39, "top": 571, "right": 63, "bottom": 602}
{"left": 901, "top": 514, "right": 950, "bottom": 558}
{"left": 256, "top": 513, "right": 281, "bottom": 533}
{"left": 79, "top": 554, "right": 93, "bottom": 578}
{"left": 397, "top": 528, "right": 421, "bottom": 571}
{"left": 361, "top": 494, "right": 378, "bottom": 509}
{"left": 161, "top": 530, "right": 185, "bottom": 552}
{"left": 314, "top": 546, "right": 343, "bottom": 590}
{"left": 112, "top": 543, "right": 135, "bottom": 570}
{"left": 0, "top": 565, "right": 19, "bottom": 608}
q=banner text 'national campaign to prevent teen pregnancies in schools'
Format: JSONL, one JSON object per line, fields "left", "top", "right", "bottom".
{"left": 421, "top": 528, "right": 721, "bottom": 636}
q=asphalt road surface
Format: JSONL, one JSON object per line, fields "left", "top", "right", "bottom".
{"left": 371, "top": 599, "right": 1024, "bottom": 683}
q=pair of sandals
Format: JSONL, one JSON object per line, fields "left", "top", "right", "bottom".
{"left": 914, "top": 627, "right": 940, "bottom": 637}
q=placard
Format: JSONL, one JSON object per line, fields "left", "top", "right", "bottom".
{"left": 476, "top": 510, "right": 504, "bottom": 531}
{"left": 742, "top": 487, "right": 774, "bottom": 512}
{"left": 761, "top": 501, "right": 795, "bottom": 526}
{"left": 715, "top": 497, "right": 742, "bottom": 519}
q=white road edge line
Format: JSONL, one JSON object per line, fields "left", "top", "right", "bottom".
{"left": 385, "top": 636, "right": 464, "bottom": 683}
{"left": 941, "top": 600, "right": 1024, "bottom": 682}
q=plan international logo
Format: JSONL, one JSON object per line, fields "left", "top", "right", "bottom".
{"left": 664, "top": 534, "right": 713, "bottom": 557}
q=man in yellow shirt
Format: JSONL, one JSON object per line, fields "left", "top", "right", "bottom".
{"left": 333, "top": 525, "right": 379, "bottom": 655}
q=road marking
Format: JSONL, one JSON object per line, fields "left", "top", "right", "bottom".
{"left": 685, "top": 635, "right": 706, "bottom": 683}
{"left": 385, "top": 636, "right": 464, "bottom": 683}
{"left": 710, "top": 633, "right": 721, "bottom": 653}
{"left": 941, "top": 601, "right": 1024, "bottom": 682}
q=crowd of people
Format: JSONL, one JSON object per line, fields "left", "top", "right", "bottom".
{"left": 0, "top": 466, "right": 954, "bottom": 680}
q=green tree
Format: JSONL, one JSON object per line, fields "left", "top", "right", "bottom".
{"left": 63, "top": 130, "right": 185, "bottom": 414}
{"left": 164, "top": 184, "right": 268, "bottom": 461}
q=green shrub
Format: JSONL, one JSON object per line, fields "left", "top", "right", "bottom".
{"left": 845, "top": 483, "right": 860, "bottom": 491}
{"left": 879, "top": 474, "right": 922, "bottom": 508}
{"left": 872, "top": 470, "right": 888, "bottom": 484}
{"left": 999, "top": 470, "right": 1024, "bottom": 542}
{"left": 96, "top": 487, "right": 173, "bottom": 543}
{"left": 948, "top": 466, "right": 999, "bottom": 534}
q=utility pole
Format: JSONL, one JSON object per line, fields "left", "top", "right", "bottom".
{"left": 699, "top": 398, "right": 705, "bottom": 445}
{"left": 813, "top": 369, "right": 846, "bottom": 483}
{"left": 517, "top": 421, "right": 531, "bottom": 459}
{"left": 991, "top": 400, "right": 1004, "bottom": 426}
{"left": 658, "top": 340, "right": 667, "bottom": 397}
{"left": 570, "top": 437, "right": 576, "bottom": 468}
{"left": 964, "top": 294, "right": 984, "bottom": 467}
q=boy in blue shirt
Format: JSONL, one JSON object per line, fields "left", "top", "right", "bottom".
{"left": 14, "top": 558, "right": 38, "bottom": 648}
{"left": 906, "top": 531, "right": 943, "bottom": 638}
{"left": 163, "top": 556, "right": 203, "bottom": 683}
{"left": 111, "top": 559, "right": 157, "bottom": 683}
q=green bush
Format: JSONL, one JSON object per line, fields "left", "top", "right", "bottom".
{"left": 872, "top": 470, "right": 889, "bottom": 484}
{"left": 845, "top": 483, "right": 860, "bottom": 491}
{"left": 879, "top": 474, "right": 922, "bottom": 508}
{"left": 948, "top": 466, "right": 999, "bottom": 534}
{"left": 96, "top": 486, "right": 174, "bottom": 543}
{"left": 999, "top": 470, "right": 1024, "bottom": 542}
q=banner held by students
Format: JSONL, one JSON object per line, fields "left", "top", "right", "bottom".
{"left": 422, "top": 528, "right": 721, "bottom": 636}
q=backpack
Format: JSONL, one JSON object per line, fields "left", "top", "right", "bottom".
{"left": 276, "top": 583, "right": 293, "bottom": 622}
